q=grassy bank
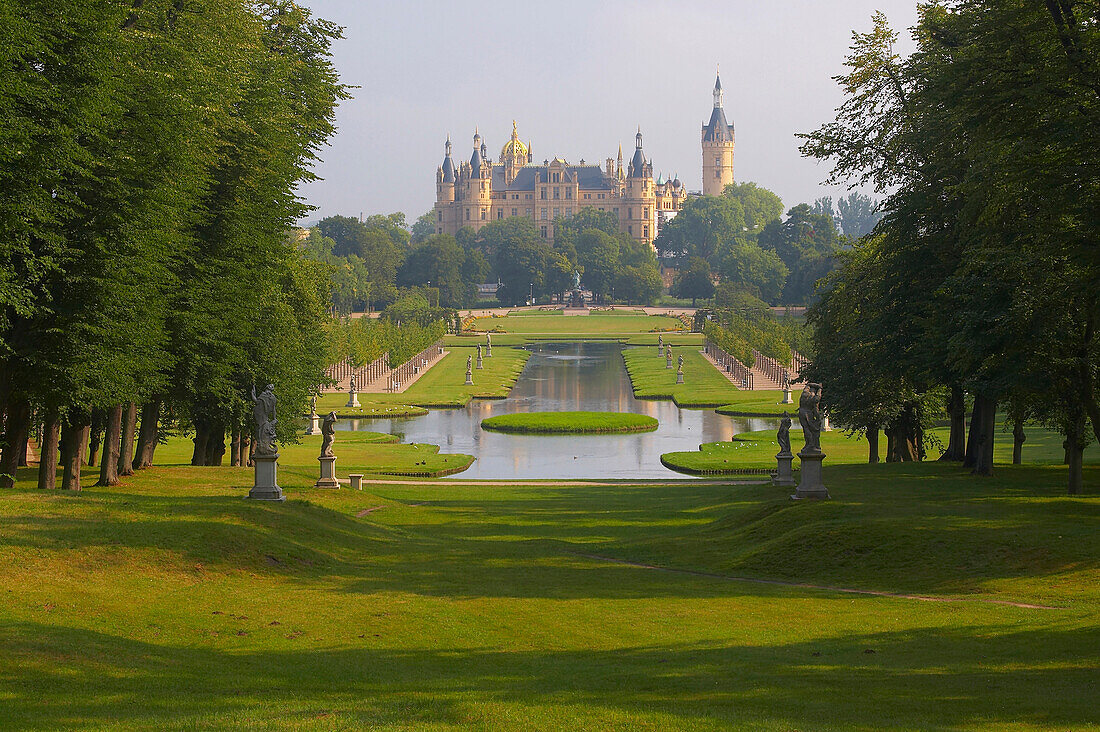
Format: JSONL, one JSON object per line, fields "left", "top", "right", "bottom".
{"left": 481, "top": 411, "right": 658, "bottom": 435}
{"left": 661, "top": 429, "right": 875, "bottom": 475}
{"left": 152, "top": 430, "right": 473, "bottom": 480}
{"left": 470, "top": 312, "right": 683, "bottom": 337}
{"left": 621, "top": 345, "right": 744, "bottom": 408}
{"left": 321, "top": 345, "right": 530, "bottom": 410}
{"left": 1, "top": 455, "right": 1097, "bottom": 730}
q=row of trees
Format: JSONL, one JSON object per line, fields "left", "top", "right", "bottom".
{"left": 328, "top": 295, "right": 450, "bottom": 369}
{"left": 0, "top": 1, "right": 347, "bottom": 488}
{"left": 800, "top": 3, "right": 1099, "bottom": 493}
{"left": 655, "top": 183, "right": 857, "bottom": 305}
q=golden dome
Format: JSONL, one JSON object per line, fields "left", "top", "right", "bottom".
{"left": 500, "top": 120, "right": 529, "bottom": 163}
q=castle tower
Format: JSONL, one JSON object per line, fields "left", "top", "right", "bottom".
{"left": 464, "top": 129, "right": 492, "bottom": 231}
{"left": 701, "top": 69, "right": 735, "bottom": 196}
{"left": 623, "top": 128, "right": 656, "bottom": 246}
{"left": 499, "top": 120, "right": 529, "bottom": 185}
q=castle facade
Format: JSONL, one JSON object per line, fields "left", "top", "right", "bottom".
{"left": 433, "top": 73, "right": 734, "bottom": 247}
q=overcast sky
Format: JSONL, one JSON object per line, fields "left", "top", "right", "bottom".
{"left": 295, "top": 0, "right": 920, "bottom": 225}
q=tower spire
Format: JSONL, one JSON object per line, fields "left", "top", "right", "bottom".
{"left": 713, "top": 66, "right": 723, "bottom": 108}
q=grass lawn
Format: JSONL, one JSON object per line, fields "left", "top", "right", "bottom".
{"left": 321, "top": 346, "right": 530, "bottom": 410}
{"left": 621, "top": 345, "right": 746, "bottom": 408}
{"left": 1, "top": 454, "right": 1098, "bottom": 730}
{"left": 470, "top": 312, "right": 683, "bottom": 337}
{"left": 154, "top": 430, "right": 473, "bottom": 480}
{"left": 480, "top": 411, "right": 658, "bottom": 434}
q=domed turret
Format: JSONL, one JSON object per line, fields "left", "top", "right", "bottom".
{"left": 441, "top": 136, "right": 455, "bottom": 183}
{"left": 629, "top": 128, "right": 646, "bottom": 178}
{"left": 470, "top": 128, "right": 484, "bottom": 179}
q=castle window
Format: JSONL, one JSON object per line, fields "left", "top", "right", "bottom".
{"left": 481, "top": 209, "right": 487, "bottom": 220}
{"left": 541, "top": 226, "right": 548, "bottom": 238}
{"left": 526, "top": 194, "right": 532, "bottom": 199}
{"left": 553, "top": 208, "right": 560, "bottom": 218}
{"left": 552, "top": 173, "right": 559, "bottom": 183}
{"left": 437, "top": 227, "right": 442, "bottom": 234}
{"left": 541, "top": 189, "right": 547, "bottom": 200}
{"left": 628, "top": 208, "right": 633, "bottom": 220}
{"left": 644, "top": 225, "right": 649, "bottom": 238}
{"left": 497, "top": 210, "right": 503, "bottom": 219}
{"left": 598, "top": 193, "right": 604, "bottom": 199}
{"left": 716, "top": 171, "right": 721, "bottom": 178}
{"left": 512, "top": 208, "right": 517, "bottom": 216}
{"left": 566, "top": 189, "right": 572, "bottom": 200}
{"left": 628, "top": 225, "right": 633, "bottom": 235}
{"left": 566, "top": 208, "right": 572, "bottom": 218}
{"left": 526, "top": 208, "right": 532, "bottom": 216}
{"left": 466, "top": 208, "right": 470, "bottom": 220}
{"left": 541, "top": 208, "right": 548, "bottom": 220}
{"left": 553, "top": 187, "right": 560, "bottom": 199}
{"left": 437, "top": 211, "right": 442, "bottom": 221}
{"left": 644, "top": 207, "right": 649, "bottom": 219}
{"left": 716, "top": 157, "right": 721, "bottom": 166}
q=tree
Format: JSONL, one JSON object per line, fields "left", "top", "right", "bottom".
{"left": 836, "top": 192, "right": 882, "bottom": 238}
{"left": 714, "top": 240, "right": 788, "bottom": 303}
{"left": 758, "top": 204, "right": 841, "bottom": 304}
{"left": 672, "top": 257, "right": 715, "bottom": 306}
{"left": 722, "top": 182, "right": 784, "bottom": 233}
{"left": 654, "top": 195, "right": 745, "bottom": 264}
{"left": 397, "top": 234, "right": 472, "bottom": 307}
{"left": 576, "top": 229, "right": 619, "bottom": 303}
{"left": 410, "top": 209, "right": 435, "bottom": 244}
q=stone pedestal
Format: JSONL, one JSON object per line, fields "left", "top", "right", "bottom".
{"left": 349, "top": 473, "right": 364, "bottom": 491}
{"left": 666, "top": 357, "right": 673, "bottom": 369}
{"left": 345, "top": 390, "right": 360, "bottom": 408}
{"left": 476, "top": 355, "right": 483, "bottom": 369}
{"left": 465, "top": 369, "right": 473, "bottom": 385}
{"left": 772, "top": 452, "right": 796, "bottom": 487}
{"left": 676, "top": 371, "right": 684, "bottom": 384}
{"left": 315, "top": 455, "right": 339, "bottom": 489}
{"left": 792, "top": 449, "right": 829, "bottom": 500}
{"left": 781, "top": 389, "right": 793, "bottom": 405}
{"left": 248, "top": 453, "right": 284, "bottom": 501}
{"left": 305, "top": 413, "right": 320, "bottom": 435}
{"left": 486, "top": 344, "right": 492, "bottom": 357}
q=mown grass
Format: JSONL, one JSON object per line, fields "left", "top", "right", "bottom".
{"left": 0, "top": 455, "right": 1097, "bottom": 730}
{"left": 153, "top": 430, "right": 473, "bottom": 480}
{"left": 480, "top": 411, "right": 658, "bottom": 434}
{"left": 621, "top": 345, "right": 745, "bottom": 408}
{"left": 470, "top": 313, "right": 683, "bottom": 336}
{"left": 321, "top": 346, "right": 530, "bottom": 410}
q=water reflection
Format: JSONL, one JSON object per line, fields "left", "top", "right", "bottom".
{"left": 338, "top": 341, "right": 780, "bottom": 480}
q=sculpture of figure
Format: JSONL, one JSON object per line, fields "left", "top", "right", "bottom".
{"left": 309, "top": 394, "right": 317, "bottom": 416}
{"left": 487, "top": 332, "right": 492, "bottom": 346}
{"left": 250, "top": 384, "right": 278, "bottom": 456}
{"left": 349, "top": 374, "right": 357, "bottom": 393}
{"left": 781, "top": 370, "right": 790, "bottom": 390}
{"left": 777, "top": 412, "right": 792, "bottom": 455}
{"left": 798, "top": 383, "right": 823, "bottom": 453}
{"left": 572, "top": 270, "right": 581, "bottom": 291}
{"left": 666, "top": 345, "right": 672, "bottom": 359}
{"left": 677, "top": 354, "right": 684, "bottom": 368}
{"left": 658, "top": 334, "right": 663, "bottom": 347}
{"left": 477, "top": 344, "right": 482, "bottom": 357}
{"left": 320, "top": 411, "right": 337, "bottom": 457}
{"left": 466, "top": 355, "right": 473, "bottom": 371}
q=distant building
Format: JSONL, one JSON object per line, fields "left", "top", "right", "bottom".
{"left": 433, "top": 72, "right": 734, "bottom": 248}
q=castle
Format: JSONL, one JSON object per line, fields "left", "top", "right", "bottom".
{"left": 433, "top": 72, "right": 734, "bottom": 247}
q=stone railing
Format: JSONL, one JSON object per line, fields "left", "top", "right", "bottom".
{"left": 751, "top": 349, "right": 790, "bottom": 388}
{"left": 385, "top": 340, "right": 444, "bottom": 392}
{"left": 323, "top": 353, "right": 388, "bottom": 392}
{"left": 704, "top": 339, "right": 753, "bottom": 390}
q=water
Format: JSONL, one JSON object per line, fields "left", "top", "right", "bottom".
{"left": 338, "top": 341, "right": 779, "bottom": 480}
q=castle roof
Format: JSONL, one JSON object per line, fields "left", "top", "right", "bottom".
{"left": 702, "top": 106, "right": 734, "bottom": 142}
{"left": 494, "top": 165, "right": 613, "bottom": 191}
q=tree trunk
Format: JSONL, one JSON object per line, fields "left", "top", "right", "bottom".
{"left": 38, "top": 414, "right": 60, "bottom": 490}
{"left": 230, "top": 428, "right": 241, "bottom": 466}
{"left": 191, "top": 420, "right": 211, "bottom": 466}
{"left": 97, "top": 404, "right": 123, "bottom": 487}
{"left": 972, "top": 397, "right": 997, "bottom": 477}
{"left": 1012, "top": 416, "right": 1026, "bottom": 465}
{"left": 118, "top": 402, "right": 137, "bottom": 477}
{"left": 87, "top": 408, "right": 106, "bottom": 467}
{"left": 963, "top": 396, "right": 983, "bottom": 469}
{"left": 60, "top": 409, "right": 92, "bottom": 491}
{"left": 203, "top": 421, "right": 225, "bottom": 466}
{"left": 0, "top": 397, "right": 31, "bottom": 488}
{"left": 866, "top": 425, "right": 880, "bottom": 464}
{"left": 884, "top": 403, "right": 923, "bottom": 462}
{"left": 18, "top": 429, "right": 29, "bottom": 467}
{"left": 134, "top": 399, "right": 160, "bottom": 470}
{"left": 939, "top": 385, "right": 967, "bottom": 461}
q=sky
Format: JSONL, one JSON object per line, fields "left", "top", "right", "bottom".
{"left": 295, "top": 0, "right": 920, "bottom": 225}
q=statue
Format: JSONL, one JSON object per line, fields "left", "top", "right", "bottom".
{"left": 477, "top": 344, "right": 482, "bottom": 357}
{"left": 572, "top": 270, "right": 581, "bottom": 291}
{"left": 677, "top": 354, "right": 684, "bottom": 368}
{"left": 777, "top": 413, "right": 792, "bottom": 455}
{"left": 309, "top": 394, "right": 317, "bottom": 416}
{"left": 320, "top": 411, "right": 337, "bottom": 457}
{"left": 665, "top": 345, "right": 672, "bottom": 359}
{"left": 466, "top": 355, "right": 473, "bottom": 371}
{"left": 798, "top": 383, "right": 823, "bottom": 454}
{"left": 250, "top": 384, "right": 278, "bottom": 456}
{"left": 349, "top": 374, "right": 357, "bottom": 393}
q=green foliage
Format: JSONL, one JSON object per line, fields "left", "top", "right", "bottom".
{"left": 836, "top": 192, "right": 882, "bottom": 238}
{"left": 330, "top": 312, "right": 446, "bottom": 371}
{"left": 480, "top": 411, "right": 658, "bottom": 434}
{"left": 722, "top": 181, "right": 784, "bottom": 232}
{"left": 671, "top": 257, "right": 714, "bottom": 306}
{"left": 757, "top": 204, "right": 842, "bottom": 304}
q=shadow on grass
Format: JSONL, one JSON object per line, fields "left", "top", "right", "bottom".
{"left": 0, "top": 620, "right": 1097, "bottom": 730}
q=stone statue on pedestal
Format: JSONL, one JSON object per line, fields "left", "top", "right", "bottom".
{"left": 773, "top": 412, "right": 796, "bottom": 488}
{"left": 315, "top": 410, "right": 340, "bottom": 489}
{"left": 248, "top": 383, "right": 283, "bottom": 500}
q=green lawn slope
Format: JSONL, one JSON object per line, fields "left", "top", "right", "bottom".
{"left": 621, "top": 345, "right": 744, "bottom": 408}
{"left": 481, "top": 411, "right": 658, "bottom": 434}
{"left": 0, "top": 456, "right": 1097, "bottom": 730}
